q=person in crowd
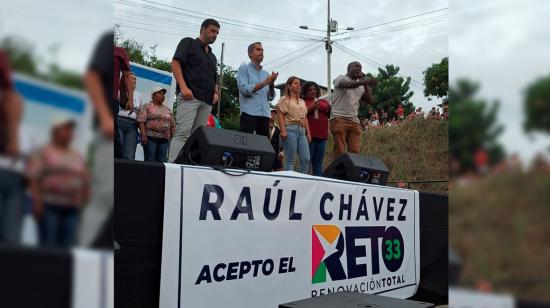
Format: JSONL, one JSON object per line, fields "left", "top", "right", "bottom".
{"left": 330, "top": 61, "right": 377, "bottom": 158}
{"left": 117, "top": 72, "right": 143, "bottom": 160}
{"left": 302, "top": 81, "right": 330, "bottom": 176}
{"left": 168, "top": 19, "right": 220, "bottom": 162}
{"left": 28, "top": 118, "right": 90, "bottom": 248}
{"left": 416, "top": 107, "right": 424, "bottom": 118}
{"left": 371, "top": 112, "right": 381, "bottom": 127}
{"left": 277, "top": 76, "right": 311, "bottom": 173}
{"left": 361, "top": 118, "right": 369, "bottom": 131}
{"left": 269, "top": 107, "right": 284, "bottom": 171}
{"left": 380, "top": 109, "right": 388, "bottom": 124}
{"left": 442, "top": 100, "right": 449, "bottom": 120}
{"left": 428, "top": 106, "right": 436, "bottom": 118}
{"left": 237, "top": 42, "right": 278, "bottom": 137}
{"left": 137, "top": 87, "right": 176, "bottom": 162}
{"left": 396, "top": 104, "right": 405, "bottom": 121}
{"left": 0, "top": 50, "right": 25, "bottom": 245}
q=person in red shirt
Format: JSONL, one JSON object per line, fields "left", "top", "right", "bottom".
{"left": 396, "top": 104, "right": 404, "bottom": 121}
{"left": 302, "top": 81, "right": 330, "bottom": 176}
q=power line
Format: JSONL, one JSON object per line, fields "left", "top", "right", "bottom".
{"left": 333, "top": 42, "right": 424, "bottom": 89}
{"left": 268, "top": 41, "right": 324, "bottom": 71}
{"left": 115, "top": 0, "right": 324, "bottom": 41}
{"left": 263, "top": 40, "right": 324, "bottom": 67}
{"left": 332, "top": 7, "right": 448, "bottom": 36}
{"left": 114, "top": 7, "right": 318, "bottom": 42}
{"left": 116, "top": 23, "right": 314, "bottom": 43}
{"left": 114, "top": 16, "right": 315, "bottom": 42}
{"left": 336, "top": 15, "right": 447, "bottom": 42}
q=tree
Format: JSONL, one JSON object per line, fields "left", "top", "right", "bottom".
{"left": 449, "top": 79, "right": 505, "bottom": 172}
{"left": 359, "top": 64, "right": 414, "bottom": 120}
{"left": 215, "top": 65, "right": 240, "bottom": 130}
{"left": 0, "top": 37, "right": 83, "bottom": 89}
{"left": 523, "top": 74, "right": 550, "bottom": 134}
{"left": 423, "top": 57, "right": 448, "bottom": 100}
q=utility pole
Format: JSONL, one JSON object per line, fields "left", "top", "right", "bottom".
{"left": 326, "top": 0, "right": 332, "bottom": 95}
{"left": 217, "top": 42, "right": 225, "bottom": 119}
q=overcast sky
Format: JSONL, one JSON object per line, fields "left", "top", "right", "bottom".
{"left": 450, "top": 0, "right": 550, "bottom": 163}
{"left": 111, "top": 0, "right": 449, "bottom": 110}
{"left": 0, "top": 0, "right": 111, "bottom": 72}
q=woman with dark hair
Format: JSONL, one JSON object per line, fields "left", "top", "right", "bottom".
{"left": 276, "top": 76, "right": 311, "bottom": 173}
{"left": 301, "top": 81, "right": 330, "bottom": 176}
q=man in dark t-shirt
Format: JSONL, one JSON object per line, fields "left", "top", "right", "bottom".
{"left": 167, "top": 19, "right": 220, "bottom": 162}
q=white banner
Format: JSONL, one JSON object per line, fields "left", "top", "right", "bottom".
{"left": 449, "top": 288, "right": 515, "bottom": 308}
{"left": 160, "top": 164, "right": 420, "bottom": 308}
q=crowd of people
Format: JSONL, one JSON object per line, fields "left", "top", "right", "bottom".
{"left": 359, "top": 101, "right": 449, "bottom": 131}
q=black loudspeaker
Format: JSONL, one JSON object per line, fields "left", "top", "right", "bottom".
{"left": 279, "top": 292, "right": 434, "bottom": 308}
{"left": 174, "top": 126, "right": 275, "bottom": 171}
{"left": 322, "top": 153, "right": 389, "bottom": 185}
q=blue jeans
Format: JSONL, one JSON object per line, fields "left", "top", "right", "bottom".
{"left": 144, "top": 136, "right": 170, "bottom": 162}
{"left": 0, "top": 170, "right": 24, "bottom": 244}
{"left": 39, "top": 203, "right": 79, "bottom": 248}
{"left": 282, "top": 125, "right": 310, "bottom": 173}
{"left": 309, "top": 139, "right": 327, "bottom": 176}
{"left": 117, "top": 116, "right": 138, "bottom": 160}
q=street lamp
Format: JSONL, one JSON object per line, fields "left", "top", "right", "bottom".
{"left": 299, "top": 2, "right": 354, "bottom": 95}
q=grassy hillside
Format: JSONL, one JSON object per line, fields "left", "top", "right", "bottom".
{"left": 450, "top": 171, "right": 550, "bottom": 301}
{"left": 323, "top": 118, "right": 449, "bottom": 194}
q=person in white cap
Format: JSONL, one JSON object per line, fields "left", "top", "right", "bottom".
{"left": 137, "top": 87, "right": 176, "bottom": 162}
{"left": 27, "top": 117, "right": 90, "bottom": 248}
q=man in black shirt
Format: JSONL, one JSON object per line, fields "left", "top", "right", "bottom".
{"left": 168, "top": 19, "right": 220, "bottom": 162}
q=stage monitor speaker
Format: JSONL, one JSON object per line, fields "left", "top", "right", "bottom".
{"left": 322, "top": 153, "right": 389, "bottom": 185}
{"left": 279, "top": 291, "right": 434, "bottom": 308}
{"left": 174, "top": 126, "right": 275, "bottom": 171}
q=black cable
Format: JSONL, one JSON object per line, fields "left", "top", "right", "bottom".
{"left": 115, "top": 0, "right": 323, "bottom": 40}
{"left": 263, "top": 40, "right": 324, "bottom": 67}
{"left": 332, "top": 7, "right": 448, "bottom": 36}
{"left": 269, "top": 41, "right": 324, "bottom": 71}
{"left": 333, "top": 42, "right": 424, "bottom": 89}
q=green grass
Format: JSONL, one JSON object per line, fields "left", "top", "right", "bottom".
{"left": 450, "top": 171, "right": 550, "bottom": 301}
{"left": 323, "top": 118, "right": 449, "bottom": 194}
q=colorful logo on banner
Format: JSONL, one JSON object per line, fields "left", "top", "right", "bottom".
{"left": 312, "top": 224, "right": 405, "bottom": 284}
{"left": 312, "top": 225, "right": 345, "bottom": 284}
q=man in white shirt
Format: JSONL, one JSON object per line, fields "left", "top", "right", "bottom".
{"left": 329, "top": 61, "right": 377, "bottom": 157}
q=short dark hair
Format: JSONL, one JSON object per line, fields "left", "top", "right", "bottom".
{"left": 347, "top": 61, "right": 361, "bottom": 72}
{"left": 200, "top": 19, "right": 220, "bottom": 30}
{"left": 248, "top": 42, "right": 262, "bottom": 57}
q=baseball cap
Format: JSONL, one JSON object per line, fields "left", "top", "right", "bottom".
{"left": 151, "top": 86, "right": 167, "bottom": 96}
{"left": 50, "top": 116, "right": 76, "bottom": 130}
